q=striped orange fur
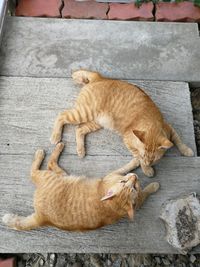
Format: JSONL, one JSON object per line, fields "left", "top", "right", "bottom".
{"left": 51, "top": 70, "right": 194, "bottom": 177}
{"left": 2, "top": 143, "right": 159, "bottom": 231}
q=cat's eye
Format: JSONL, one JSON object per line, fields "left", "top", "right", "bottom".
{"left": 120, "top": 180, "right": 127, "bottom": 186}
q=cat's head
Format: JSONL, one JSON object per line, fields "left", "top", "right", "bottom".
{"left": 131, "top": 129, "right": 173, "bottom": 167}
{"left": 101, "top": 173, "right": 140, "bottom": 219}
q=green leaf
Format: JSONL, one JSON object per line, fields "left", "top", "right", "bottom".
{"left": 194, "top": 0, "right": 200, "bottom": 7}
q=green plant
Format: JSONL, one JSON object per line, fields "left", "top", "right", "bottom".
{"left": 134, "top": 0, "right": 200, "bottom": 7}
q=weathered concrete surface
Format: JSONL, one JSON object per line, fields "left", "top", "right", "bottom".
{"left": 0, "top": 17, "right": 200, "bottom": 83}
{"left": 160, "top": 193, "right": 200, "bottom": 254}
{"left": 0, "top": 76, "right": 196, "bottom": 156}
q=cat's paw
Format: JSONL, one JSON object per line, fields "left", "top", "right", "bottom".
{"left": 35, "top": 149, "right": 45, "bottom": 160}
{"left": 144, "top": 167, "right": 155, "bottom": 178}
{"left": 50, "top": 132, "right": 61, "bottom": 145}
{"left": 56, "top": 142, "right": 65, "bottom": 152}
{"left": 180, "top": 145, "right": 194, "bottom": 157}
{"left": 77, "top": 146, "right": 86, "bottom": 158}
{"left": 149, "top": 182, "right": 160, "bottom": 193}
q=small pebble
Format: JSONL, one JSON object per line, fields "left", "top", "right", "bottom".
{"left": 155, "top": 257, "right": 161, "bottom": 264}
{"left": 190, "top": 255, "right": 196, "bottom": 263}
{"left": 39, "top": 259, "right": 44, "bottom": 266}
{"left": 50, "top": 254, "right": 56, "bottom": 261}
{"left": 111, "top": 255, "right": 118, "bottom": 262}
{"left": 90, "top": 255, "right": 102, "bottom": 267}
{"left": 106, "top": 259, "right": 112, "bottom": 266}
{"left": 113, "top": 258, "right": 122, "bottom": 267}
{"left": 72, "top": 262, "right": 82, "bottom": 267}
{"left": 143, "top": 255, "right": 152, "bottom": 265}
{"left": 162, "top": 258, "right": 170, "bottom": 265}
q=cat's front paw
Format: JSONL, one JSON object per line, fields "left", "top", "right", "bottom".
{"left": 77, "top": 146, "right": 86, "bottom": 158}
{"left": 180, "top": 145, "right": 194, "bottom": 157}
{"left": 50, "top": 132, "right": 61, "bottom": 145}
{"left": 149, "top": 182, "right": 160, "bottom": 193}
{"left": 143, "top": 167, "right": 155, "bottom": 178}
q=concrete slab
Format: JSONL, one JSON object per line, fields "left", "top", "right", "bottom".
{"left": 0, "top": 76, "right": 196, "bottom": 156}
{"left": 0, "top": 17, "right": 200, "bottom": 83}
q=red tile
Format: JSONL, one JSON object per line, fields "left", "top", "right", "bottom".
{"left": 15, "top": 0, "right": 62, "bottom": 18}
{"left": 62, "top": 0, "right": 109, "bottom": 19}
{"left": 0, "top": 258, "right": 15, "bottom": 267}
{"left": 108, "top": 2, "right": 154, "bottom": 21}
{"left": 155, "top": 2, "right": 200, "bottom": 22}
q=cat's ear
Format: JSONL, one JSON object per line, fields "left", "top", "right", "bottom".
{"left": 132, "top": 130, "right": 146, "bottom": 145}
{"left": 100, "top": 189, "right": 115, "bottom": 201}
{"left": 158, "top": 139, "right": 173, "bottom": 150}
{"left": 101, "top": 184, "right": 121, "bottom": 201}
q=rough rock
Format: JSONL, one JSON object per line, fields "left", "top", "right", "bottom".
{"left": 160, "top": 193, "right": 200, "bottom": 254}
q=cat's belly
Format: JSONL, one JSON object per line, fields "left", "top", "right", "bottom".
{"left": 96, "top": 114, "right": 115, "bottom": 130}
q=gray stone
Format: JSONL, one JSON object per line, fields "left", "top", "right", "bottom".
{"left": 112, "top": 259, "right": 122, "bottom": 267}
{"left": 142, "top": 255, "right": 152, "bottom": 266}
{"left": 162, "top": 258, "right": 170, "bottom": 265}
{"left": 190, "top": 255, "right": 196, "bottom": 263}
{"left": 39, "top": 259, "right": 44, "bottom": 266}
{"left": 90, "top": 255, "right": 103, "bottom": 267}
{"left": 155, "top": 257, "right": 161, "bottom": 264}
{"left": 106, "top": 259, "right": 112, "bottom": 266}
{"left": 72, "top": 263, "right": 82, "bottom": 267}
{"left": 160, "top": 193, "right": 200, "bottom": 254}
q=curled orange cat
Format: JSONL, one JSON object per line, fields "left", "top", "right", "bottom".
{"left": 50, "top": 70, "right": 194, "bottom": 177}
{"left": 2, "top": 143, "right": 159, "bottom": 231}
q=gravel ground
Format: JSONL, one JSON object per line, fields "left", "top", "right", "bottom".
{"left": 1, "top": 89, "right": 200, "bottom": 266}
{"left": 191, "top": 87, "right": 200, "bottom": 156}
{"left": 14, "top": 253, "right": 200, "bottom": 267}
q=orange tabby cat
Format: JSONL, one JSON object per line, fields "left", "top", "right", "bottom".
{"left": 50, "top": 70, "right": 194, "bottom": 177}
{"left": 2, "top": 143, "right": 159, "bottom": 231}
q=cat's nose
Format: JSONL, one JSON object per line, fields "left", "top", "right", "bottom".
{"left": 126, "top": 173, "right": 138, "bottom": 184}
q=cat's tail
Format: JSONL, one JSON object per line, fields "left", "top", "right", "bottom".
{"left": 72, "top": 70, "right": 103, "bottom": 85}
{"left": 2, "top": 213, "right": 42, "bottom": 230}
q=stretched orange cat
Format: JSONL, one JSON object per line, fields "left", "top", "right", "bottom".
{"left": 2, "top": 143, "right": 159, "bottom": 231}
{"left": 50, "top": 70, "right": 193, "bottom": 177}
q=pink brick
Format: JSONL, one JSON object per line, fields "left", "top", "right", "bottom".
{"left": 62, "top": 0, "right": 109, "bottom": 19}
{"left": 0, "top": 258, "right": 15, "bottom": 267}
{"left": 108, "top": 2, "right": 154, "bottom": 21}
{"left": 155, "top": 2, "right": 200, "bottom": 22}
{"left": 15, "top": 0, "right": 62, "bottom": 18}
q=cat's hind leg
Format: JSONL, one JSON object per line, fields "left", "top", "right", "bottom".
{"left": 47, "top": 142, "right": 67, "bottom": 175}
{"left": 31, "top": 149, "right": 45, "bottom": 185}
{"left": 76, "top": 121, "right": 101, "bottom": 158}
{"left": 50, "top": 108, "right": 91, "bottom": 144}
{"left": 2, "top": 213, "right": 43, "bottom": 231}
{"left": 167, "top": 124, "right": 194, "bottom": 156}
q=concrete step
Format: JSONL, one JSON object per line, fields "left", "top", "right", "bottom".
{"left": 0, "top": 76, "right": 196, "bottom": 156}
{"left": 0, "top": 17, "right": 200, "bottom": 84}
{"left": 0, "top": 156, "right": 200, "bottom": 253}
